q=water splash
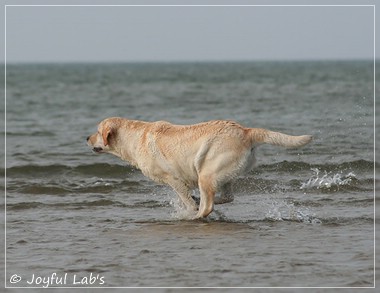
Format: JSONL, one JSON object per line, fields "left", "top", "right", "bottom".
{"left": 265, "top": 200, "right": 322, "bottom": 224}
{"left": 300, "top": 168, "right": 356, "bottom": 190}
{"left": 169, "top": 196, "right": 197, "bottom": 220}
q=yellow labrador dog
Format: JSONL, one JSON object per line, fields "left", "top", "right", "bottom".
{"left": 87, "top": 118, "right": 312, "bottom": 219}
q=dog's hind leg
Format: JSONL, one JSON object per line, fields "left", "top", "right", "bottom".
{"left": 194, "top": 175, "right": 216, "bottom": 219}
{"left": 214, "top": 182, "right": 234, "bottom": 204}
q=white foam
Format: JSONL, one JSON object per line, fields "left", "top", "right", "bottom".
{"left": 300, "top": 168, "right": 356, "bottom": 190}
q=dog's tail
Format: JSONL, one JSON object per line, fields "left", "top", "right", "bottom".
{"left": 248, "top": 128, "right": 312, "bottom": 148}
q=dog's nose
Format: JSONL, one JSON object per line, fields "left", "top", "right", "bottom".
{"left": 86, "top": 136, "right": 90, "bottom": 141}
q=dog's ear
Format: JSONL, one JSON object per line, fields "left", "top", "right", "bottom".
{"left": 102, "top": 125, "right": 113, "bottom": 146}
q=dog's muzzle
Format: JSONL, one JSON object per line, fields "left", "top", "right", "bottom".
{"left": 86, "top": 136, "right": 102, "bottom": 153}
{"left": 93, "top": 147, "right": 103, "bottom": 153}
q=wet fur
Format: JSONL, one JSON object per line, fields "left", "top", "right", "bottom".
{"left": 87, "top": 118, "right": 312, "bottom": 219}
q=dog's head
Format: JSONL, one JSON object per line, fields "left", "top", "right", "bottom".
{"left": 86, "top": 118, "right": 119, "bottom": 154}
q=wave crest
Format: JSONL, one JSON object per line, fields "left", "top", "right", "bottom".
{"left": 300, "top": 168, "right": 357, "bottom": 190}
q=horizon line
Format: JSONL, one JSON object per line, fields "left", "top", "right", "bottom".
{"left": 2, "top": 58, "right": 376, "bottom": 65}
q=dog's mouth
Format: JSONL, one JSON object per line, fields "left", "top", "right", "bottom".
{"left": 93, "top": 147, "right": 103, "bottom": 153}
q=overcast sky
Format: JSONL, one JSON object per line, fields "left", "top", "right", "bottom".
{"left": 4, "top": 4, "right": 376, "bottom": 63}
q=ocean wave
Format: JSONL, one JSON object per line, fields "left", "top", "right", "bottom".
{"left": 4, "top": 159, "right": 374, "bottom": 196}
{"left": 256, "top": 159, "right": 376, "bottom": 173}
{"left": 6, "top": 177, "right": 151, "bottom": 195}
{"left": 5, "top": 198, "right": 373, "bottom": 227}
{"left": 6, "top": 175, "right": 372, "bottom": 197}
{"left": 7, "top": 199, "right": 169, "bottom": 211}
{"left": 232, "top": 176, "right": 373, "bottom": 194}
{"left": 205, "top": 212, "right": 374, "bottom": 226}
{"left": 6, "top": 163, "right": 136, "bottom": 178}
{"left": 5, "top": 159, "right": 375, "bottom": 178}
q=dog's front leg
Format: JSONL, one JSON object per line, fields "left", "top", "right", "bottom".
{"left": 167, "top": 179, "right": 198, "bottom": 212}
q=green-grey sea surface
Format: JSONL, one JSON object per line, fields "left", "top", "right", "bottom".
{"left": 3, "top": 61, "right": 376, "bottom": 288}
